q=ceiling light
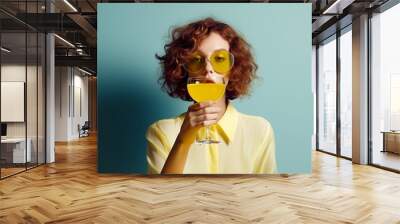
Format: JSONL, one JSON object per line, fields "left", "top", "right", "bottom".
{"left": 63, "top": 0, "right": 78, "bottom": 12}
{"left": 323, "top": 0, "right": 342, "bottom": 14}
{"left": 1, "top": 47, "right": 11, "bottom": 53}
{"left": 322, "top": 0, "right": 354, "bottom": 15}
{"left": 54, "top": 34, "right": 75, "bottom": 48}
{"left": 78, "top": 67, "right": 93, "bottom": 76}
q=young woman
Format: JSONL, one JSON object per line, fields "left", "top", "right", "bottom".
{"left": 146, "top": 18, "right": 276, "bottom": 174}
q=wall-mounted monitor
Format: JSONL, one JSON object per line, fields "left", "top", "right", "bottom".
{"left": 1, "top": 123, "right": 7, "bottom": 137}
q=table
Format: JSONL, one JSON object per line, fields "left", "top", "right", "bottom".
{"left": 1, "top": 138, "right": 32, "bottom": 163}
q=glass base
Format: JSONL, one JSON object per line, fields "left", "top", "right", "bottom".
{"left": 195, "top": 139, "right": 221, "bottom": 144}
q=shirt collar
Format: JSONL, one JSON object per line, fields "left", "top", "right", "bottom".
{"left": 216, "top": 102, "right": 239, "bottom": 144}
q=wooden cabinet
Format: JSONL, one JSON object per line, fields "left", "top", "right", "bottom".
{"left": 382, "top": 132, "right": 400, "bottom": 154}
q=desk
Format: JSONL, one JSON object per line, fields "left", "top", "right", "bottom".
{"left": 1, "top": 138, "right": 31, "bottom": 163}
{"left": 381, "top": 131, "right": 400, "bottom": 154}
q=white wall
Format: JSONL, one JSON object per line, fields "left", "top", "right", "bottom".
{"left": 72, "top": 73, "right": 89, "bottom": 138}
{"left": 55, "top": 66, "right": 70, "bottom": 141}
{"left": 55, "top": 66, "right": 89, "bottom": 141}
{"left": 1, "top": 65, "right": 41, "bottom": 137}
{"left": 1, "top": 66, "right": 26, "bottom": 139}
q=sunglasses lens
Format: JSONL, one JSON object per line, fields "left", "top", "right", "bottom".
{"left": 210, "top": 50, "right": 233, "bottom": 75}
{"left": 185, "top": 52, "right": 205, "bottom": 73}
{"left": 184, "top": 50, "right": 234, "bottom": 75}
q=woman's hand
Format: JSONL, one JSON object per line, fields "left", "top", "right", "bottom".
{"left": 177, "top": 101, "right": 222, "bottom": 145}
{"left": 161, "top": 100, "right": 225, "bottom": 174}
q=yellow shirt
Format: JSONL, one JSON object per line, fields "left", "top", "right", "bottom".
{"left": 145, "top": 103, "right": 277, "bottom": 174}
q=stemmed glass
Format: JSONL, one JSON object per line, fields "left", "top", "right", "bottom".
{"left": 187, "top": 75, "right": 226, "bottom": 144}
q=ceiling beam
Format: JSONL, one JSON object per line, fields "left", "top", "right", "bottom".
{"left": 55, "top": 55, "right": 96, "bottom": 68}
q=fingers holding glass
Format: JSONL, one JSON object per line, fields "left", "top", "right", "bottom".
{"left": 186, "top": 77, "right": 226, "bottom": 144}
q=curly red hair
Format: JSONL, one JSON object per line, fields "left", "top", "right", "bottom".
{"left": 156, "top": 17, "right": 258, "bottom": 101}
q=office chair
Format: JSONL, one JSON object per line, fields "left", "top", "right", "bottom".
{"left": 78, "top": 121, "right": 90, "bottom": 138}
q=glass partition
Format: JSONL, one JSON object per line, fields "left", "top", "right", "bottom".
{"left": 0, "top": 2, "right": 46, "bottom": 179}
{"left": 1, "top": 30, "right": 28, "bottom": 177}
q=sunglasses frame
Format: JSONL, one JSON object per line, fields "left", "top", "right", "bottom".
{"left": 182, "top": 49, "right": 235, "bottom": 75}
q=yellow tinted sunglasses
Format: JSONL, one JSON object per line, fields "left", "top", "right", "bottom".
{"left": 183, "top": 49, "right": 234, "bottom": 75}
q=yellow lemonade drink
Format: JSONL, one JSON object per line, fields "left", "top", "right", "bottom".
{"left": 187, "top": 83, "right": 225, "bottom": 102}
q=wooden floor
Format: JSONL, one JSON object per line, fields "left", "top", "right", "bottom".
{"left": 373, "top": 151, "right": 400, "bottom": 171}
{"left": 1, "top": 167, "right": 26, "bottom": 178}
{"left": 1, "top": 163, "right": 45, "bottom": 178}
{"left": 1, "top": 135, "right": 400, "bottom": 223}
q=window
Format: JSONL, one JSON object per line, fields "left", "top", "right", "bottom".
{"left": 317, "top": 36, "right": 337, "bottom": 154}
{"left": 371, "top": 3, "right": 400, "bottom": 171}
{"left": 339, "top": 28, "right": 352, "bottom": 158}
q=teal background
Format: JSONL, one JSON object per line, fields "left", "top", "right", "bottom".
{"left": 98, "top": 3, "right": 312, "bottom": 174}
